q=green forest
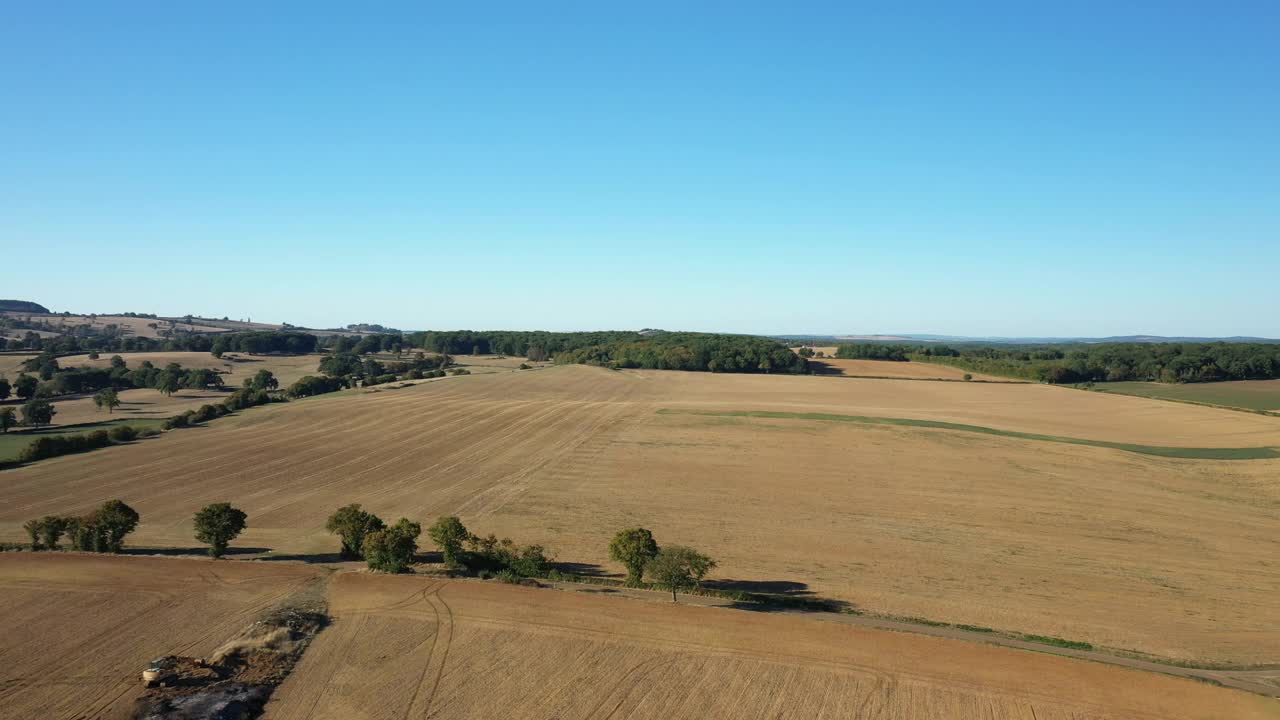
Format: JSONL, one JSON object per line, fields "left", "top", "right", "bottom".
{"left": 555, "top": 333, "right": 808, "bottom": 373}
{"left": 834, "top": 342, "right": 1280, "bottom": 383}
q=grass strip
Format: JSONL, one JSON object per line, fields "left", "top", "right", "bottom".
{"left": 657, "top": 409, "right": 1280, "bottom": 460}
{"left": 0, "top": 418, "right": 166, "bottom": 463}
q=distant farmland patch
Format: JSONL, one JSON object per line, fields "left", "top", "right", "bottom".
{"left": 657, "top": 408, "right": 1280, "bottom": 459}
{"left": 1095, "top": 379, "right": 1280, "bottom": 412}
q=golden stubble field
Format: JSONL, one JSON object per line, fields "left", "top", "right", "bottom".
{"left": 2, "top": 366, "right": 1278, "bottom": 663}
{"left": 267, "top": 572, "right": 1278, "bottom": 720}
{"left": 0, "top": 553, "right": 322, "bottom": 720}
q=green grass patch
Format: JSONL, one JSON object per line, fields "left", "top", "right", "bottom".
{"left": 657, "top": 409, "right": 1280, "bottom": 460}
{"left": 1020, "top": 634, "right": 1094, "bottom": 650}
{"left": 0, "top": 418, "right": 165, "bottom": 463}
{"left": 1094, "top": 380, "right": 1280, "bottom": 413}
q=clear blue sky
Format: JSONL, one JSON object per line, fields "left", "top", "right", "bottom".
{"left": 4, "top": 2, "right": 1277, "bottom": 336}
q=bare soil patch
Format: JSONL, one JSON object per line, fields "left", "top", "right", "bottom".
{"left": 0, "top": 553, "right": 322, "bottom": 719}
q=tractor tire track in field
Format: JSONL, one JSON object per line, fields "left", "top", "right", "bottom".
{"left": 266, "top": 574, "right": 1271, "bottom": 720}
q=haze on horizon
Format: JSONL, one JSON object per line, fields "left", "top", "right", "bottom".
{"left": 3, "top": 3, "right": 1277, "bottom": 337}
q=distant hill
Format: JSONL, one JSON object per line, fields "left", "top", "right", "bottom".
{"left": 0, "top": 300, "right": 50, "bottom": 314}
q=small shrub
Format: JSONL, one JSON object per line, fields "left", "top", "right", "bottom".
{"left": 189, "top": 404, "right": 219, "bottom": 424}
{"left": 518, "top": 363, "right": 531, "bottom": 370}
{"left": 465, "top": 533, "right": 552, "bottom": 578}
{"left": 449, "top": 368, "right": 471, "bottom": 376}
{"left": 963, "top": 373, "right": 973, "bottom": 381}
{"left": 17, "top": 429, "right": 114, "bottom": 463}
{"left": 408, "top": 369, "right": 424, "bottom": 379}
{"left": 137, "top": 426, "right": 161, "bottom": 438}
{"left": 287, "top": 375, "right": 344, "bottom": 398}
{"left": 163, "top": 411, "right": 195, "bottom": 430}
{"left": 108, "top": 425, "right": 139, "bottom": 442}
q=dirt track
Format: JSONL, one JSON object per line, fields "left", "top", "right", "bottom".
{"left": 267, "top": 572, "right": 1280, "bottom": 720}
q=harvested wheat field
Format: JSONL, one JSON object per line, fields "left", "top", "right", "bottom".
{"left": 2, "top": 366, "right": 1279, "bottom": 663}
{"left": 0, "top": 553, "right": 322, "bottom": 720}
{"left": 0, "top": 353, "right": 37, "bottom": 380}
{"left": 267, "top": 573, "right": 1278, "bottom": 720}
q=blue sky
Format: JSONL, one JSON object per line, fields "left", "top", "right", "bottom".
{"left": 3, "top": 2, "right": 1277, "bottom": 336}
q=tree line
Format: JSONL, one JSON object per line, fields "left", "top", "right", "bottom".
{"left": 4, "top": 354, "right": 227, "bottom": 405}
{"left": 1, "top": 326, "right": 319, "bottom": 355}
{"left": 832, "top": 341, "right": 1280, "bottom": 384}
{"left": 21, "top": 499, "right": 245, "bottom": 558}
{"left": 556, "top": 333, "right": 809, "bottom": 374}
{"left": 16, "top": 499, "right": 717, "bottom": 603}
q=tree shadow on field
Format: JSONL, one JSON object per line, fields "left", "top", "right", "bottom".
{"left": 256, "top": 551, "right": 347, "bottom": 564}
{"left": 807, "top": 360, "right": 842, "bottom": 375}
{"left": 702, "top": 578, "right": 812, "bottom": 595}
{"left": 703, "top": 578, "right": 860, "bottom": 615}
{"left": 551, "top": 561, "right": 617, "bottom": 579}
{"left": 121, "top": 546, "right": 271, "bottom": 558}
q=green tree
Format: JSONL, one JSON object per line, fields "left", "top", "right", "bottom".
{"left": 94, "top": 388, "right": 121, "bottom": 414}
{"left": 23, "top": 518, "right": 42, "bottom": 550}
{"left": 95, "top": 499, "right": 141, "bottom": 552}
{"left": 608, "top": 527, "right": 660, "bottom": 586}
{"left": 38, "top": 516, "right": 68, "bottom": 549}
{"left": 0, "top": 407, "right": 15, "bottom": 434}
{"left": 14, "top": 373, "right": 38, "bottom": 400}
{"left": 154, "top": 368, "right": 182, "bottom": 396}
{"left": 184, "top": 368, "right": 224, "bottom": 390}
{"left": 427, "top": 516, "right": 470, "bottom": 569}
{"left": 644, "top": 546, "right": 716, "bottom": 602}
{"left": 21, "top": 398, "right": 56, "bottom": 427}
{"left": 0, "top": 377, "right": 10, "bottom": 400}
{"left": 110, "top": 355, "right": 127, "bottom": 370}
{"left": 363, "top": 518, "right": 422, "bottom": 573}
{"left": 246, "top": 369, "right": 279, "bottom": 391}
{"left": 193, "top": 503, "right": 248, "bottom": 558}
{"left": 325, "top": 504, "right": 386, "bottom": 560}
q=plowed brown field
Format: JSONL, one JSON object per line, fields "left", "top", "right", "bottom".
{"left": 2, "top": 366, "right": 1278, "bottom": 663}
{"left": 0, "top": 553, "right": 322, "bottom": 720}
{"left": 267, "top": 573, "right": 1279, "bottom": 720}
